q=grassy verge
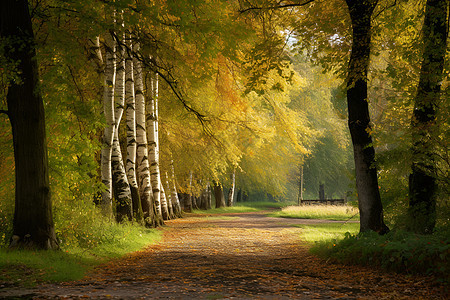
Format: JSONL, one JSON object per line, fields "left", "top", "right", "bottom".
{"left": 295, "top": 223, "right": 359, "bottom": 243}
{"left": 269, "top": 205, "right": 359, "bottom": 221}
{"left": 310, "top": 228, "right": 449, "bottom": 282}
{"left": 0, "top": 222, "right": 161, "bottom": 286}
{"left": 192, "top": 201, "right": 291, "bottom": 215}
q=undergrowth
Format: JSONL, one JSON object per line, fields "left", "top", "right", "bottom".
{"left": 311, "top": 228, "right": 450, "bottom": 283}
{"left": 0, "top": 218, "right": 161, "bottom": 286}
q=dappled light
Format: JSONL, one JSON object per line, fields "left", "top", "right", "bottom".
{"left": 0, "top": 0, "right": 448, "bottom": 297}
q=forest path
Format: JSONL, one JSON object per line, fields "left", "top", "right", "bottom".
{"left": 2, "top": 212, "right": 445, "bottom": 299}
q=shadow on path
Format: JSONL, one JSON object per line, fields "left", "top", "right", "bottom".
{"left": 0, "top": 212, "right": 445, "bottom": 299}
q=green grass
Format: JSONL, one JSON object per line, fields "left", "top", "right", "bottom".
{"left": 0, "top": 222, "right": 161, "bottom": 286}
{"left": 311, "top": 229, "right": 450, "bottom": 282}
{"left": 192, "top": 201, "right": 292, "bottom": 214}
{"left": 269, "top": 205, "right": 359, "bottom": 221}
{"left": 295, "top": 222, "right": 360, "bottom": 243}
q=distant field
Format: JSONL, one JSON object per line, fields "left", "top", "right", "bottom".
{"left": 191, "top": 201, "right": 292, "bottom": 214}
{"left": 269, "top": 204, "right": 359, "bottom": 221}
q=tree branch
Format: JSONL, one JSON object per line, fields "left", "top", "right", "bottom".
{"left": 239, "top": 0, "right": 315, "bottom": 13}
{"left": 373, "top": 0, "right": 397, "bottom": 20}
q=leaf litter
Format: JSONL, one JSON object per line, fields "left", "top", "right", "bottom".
{"left": 0, "top": 212, "right": 447, "bottom": 299}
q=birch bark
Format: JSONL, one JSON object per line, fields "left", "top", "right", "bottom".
{"left": 134, "top": 43, "right": 156, "bottom": 226}
{"left": 111, "top": 25, "right": 133, "bottom": 222}
{"left": 100, "top": 29, "right": 116, "bottom": 218}
{"left": 170, "top": 160, "right": 182, "bottom": 217}
{"left": 125, "top": 33, "right": 143, "bottom": 223}
{"left": 227, "top": 170, "right": 235, "bottom": 207}
{"left": 146, "top": 71, "right": 168, "bottom": 219}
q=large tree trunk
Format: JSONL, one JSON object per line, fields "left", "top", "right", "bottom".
{"left": 100, "top": 29, "right": 116, "bottom": 218}
{"left": 1, "top": 0, "right": 58, "bottom": 249}
{"left": 345, "top": 0, "right": 388, "bottom": 234}
{"left": 408, "top": 0, "right": 448, "bottom": 234}
{"left": 134, "top": 43, "right": 162, "bottom": 227}
{"left": 112, "top": 27, "right": 133, "bottom": 222}
{"left": 213, "top": 181, "right": 226, "bottom": 208}
{"left": 125, "top": 32, "right": 144, "bottom": 223}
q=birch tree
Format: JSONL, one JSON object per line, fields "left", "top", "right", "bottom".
{"left": 100, "top": 29, "right": 116, "bottom": 218}
{"left": 111, "top": 25, "right": 133, "bottom": 222}
{"left": 146, "top": 71, "right": 169, "bottom": 219}
{"left": 227, "top": 170, "right": 236, "bottom": 207}
{"left": 134, "top": 43, "right": 162, "bottom": 226}
{"left": 125, "top": 33, "right": 144, "bottom": 223}
{"left": 170, "top": 160, "right": 183, "bottom": 217}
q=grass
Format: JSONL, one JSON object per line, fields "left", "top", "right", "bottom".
{"left": 269, "top": 204, "right": 359, "bottom": 221}
{"left": 311, "top": 229, "right": 450, "bottom": 282}
{"left": 192, "top": 201, "right": 292, "bottom": 215}
{"left": 295, "top": 223, "right": 360, "bottom": 243}
{"left": 0, "top": 222, "right": 161, "bottom": 286}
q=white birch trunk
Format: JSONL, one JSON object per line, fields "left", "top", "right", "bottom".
{"left": 100, "top": 30, "right": 116, "bottom": 217}
{"left": 227, "top": 170, "right": 235, "bottom": 207}
{"left": 146, "top": 71, "right": 167, "bottom": 219}
{"left": 111, "top": 24, "right": 133, "bottom": 222}
{"left": 125, "top": 33, "right": 143, "bottom": 222}
{"left": 134, "top": 43, "right": 156, "bottom": 225}
{"left": 161, "top": 175, "right": 173, "bottom": 219}
{"left": 170, "top": 159, "right": 182, "bottom": 217}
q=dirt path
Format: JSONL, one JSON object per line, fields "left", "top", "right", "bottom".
{"left": 0, "top": 212, "right": 446, "bottom": 299}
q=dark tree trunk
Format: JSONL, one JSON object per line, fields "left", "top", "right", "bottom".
{"left": 1, "top": 0, "right": 59, "bottom": 249}
{"left": 213, "top": 181, "right": 226, "bottom": 208}
{"left": 131, "top": 185, "right": 144, "bottom": 224}
{"left": 408, "top": 0, "right": 448, "bottom": 234}
{"left": 206, "top": 182, "right": 212, "bottom": 209}
{"left": 345, "top": 0, "right": 388, "bottom": 234}
{"left": 236, "top": 189, "right": 242, "bottom": 203}
{"left": 319, "top": 184, "right": 325, "bottom": 201}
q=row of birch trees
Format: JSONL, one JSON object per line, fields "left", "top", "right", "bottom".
{"left": 93, "top": 14, "right": 183, "bottom": 225}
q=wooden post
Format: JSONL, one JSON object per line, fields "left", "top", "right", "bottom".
{"left": 319, "top": 184, "right": 325, "bottom": 201}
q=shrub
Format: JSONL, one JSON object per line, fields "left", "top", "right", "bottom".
{"left": 311, "top": 229, "right": 450, "bottom": 282}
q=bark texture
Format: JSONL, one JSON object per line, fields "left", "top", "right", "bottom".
{"left": 134, "top": 45, "right": 163, "bottom": 227}
{"left": 345, "top": 0, "right": 388, "bottom": 234}
{"left": 111, "top": 29, "right": 133, "bottom": 222}
{"left": 227, "top": 170, "right": 236, "bottom": 207}
{"left": 125, "top": 34, "right": 144, "bottom": 223}
{"left": 146, "top": 71, "right": 166, "bottom": 219}
{"left": 408, "top": 0, "right": 448, "bottom": 234}
{"left": 170, "top": 160, "right": 183, "bottom": 217}
{"left": 100, "top": 29, "right": 116, "bottom": 218}
{"left": 1, "top": 0, "right": 58, "bottom": 249}
{"left": 213, "top": 182, "right": 226, "bottom": 208}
